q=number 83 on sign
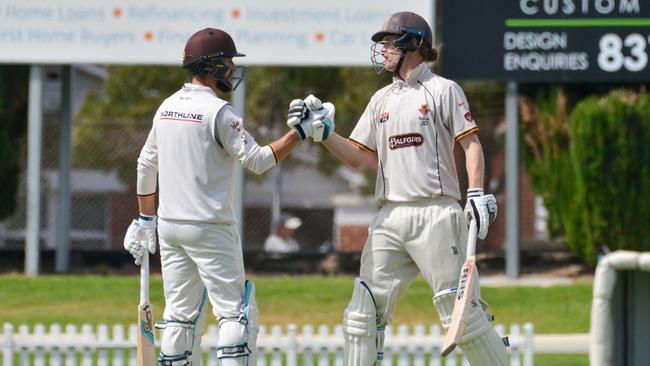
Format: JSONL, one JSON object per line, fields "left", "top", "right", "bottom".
{"left": 598, "top": 33, "right": 650, "bottom": 72}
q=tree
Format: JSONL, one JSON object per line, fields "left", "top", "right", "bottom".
{"left": 521, "top": 88, "right": 650, "bottom": 265}
{"left": 0, "top": 66, "right": 29, "bottom": 219}
{"left": 73, "top": 66, "right": 186, "bottom": 185}
{"left": 520, "top": 87, "right": 574, "bottom": 238}
{"left": 566, "top": 90, "right": 650, "bottom": 263}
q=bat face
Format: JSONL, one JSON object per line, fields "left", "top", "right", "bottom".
{"left": 441, "top": 257, "right": 476, "bottom": 356}
{"left": 137, "top": 303, "right": 156, "bottom": 365}
{"left": 456, "top": 258, "right": 474, "bottom": 301}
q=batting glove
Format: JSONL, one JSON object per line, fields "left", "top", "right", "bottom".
{"left": 287, "top": 99, "right": 311, "bottom": 140}
{"left": 123, "top": 214, "right": 158, "bottom": 265}
{"left": 138, "top": 214, "right": 157, "bottom": 254}
{"left": 304, "top": 95, "right": 335, "bottom": 142}
{"left": 287, "top": 95, "right": 336, "bottom": 142}
{"left": 464, "top": 188, "right": 497, "bottom": 240}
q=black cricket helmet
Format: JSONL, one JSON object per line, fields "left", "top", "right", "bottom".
{"left": 182, "top": 28, "right": 247, "bottom": 92}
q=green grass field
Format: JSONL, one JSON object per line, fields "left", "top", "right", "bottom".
{"left": 0, "top": 274, "right": 592, "bottom": 332}
{"left": 0, "top": 274, "right": 592, "bottom": 365}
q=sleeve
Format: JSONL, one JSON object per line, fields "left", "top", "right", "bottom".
{"left": 445, "top": 82, "right": 479, "bottom": 142}
{"left": 216, "top": 105, "right": 276, "bottom": 175}
{"left": 348, "top": 100, "right": 377, "bottom": 153}
{"left": 136, "top": 124, "right": 158, "bottom": 195}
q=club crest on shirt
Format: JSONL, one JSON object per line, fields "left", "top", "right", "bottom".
{"left": 379, "top": 112, "right": 390, "bottom": 123}
{"left": 418, "top": 104, "right": 430, "bottom": 125}
{"left": 464, "top": 112, "right": 474, "bottom": 122}
{"left": 388, "top": 133, "right": 424, "bottom": 149}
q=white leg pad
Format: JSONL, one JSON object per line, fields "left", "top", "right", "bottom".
{"left": 156, "top": 320, "right": 196, "bottom": 365}
{"left": 218, "top": 320, "right": 249, "bottom": 365}
{"left": 433, "top": 288, "right": 507, "bottom": 366}
{"left": 432, "top": 288, "right": 456, "bottom": 328}
{"left": 457, "top": 299, "right": 508, "bottom": 366}
{"left": 243, "top": 280, "right": 259, "bottom": 366}
{"left": 459, "top": 328, "right": 508, "bottom": 366}
{"left": 217, "top": 280, "right": 258, "bottom": 366}
{"left": 157, "top": 288, "right": 209, "bottom": 365}
{"left": 343, "top": 279, "right": 378, "bottom": 366}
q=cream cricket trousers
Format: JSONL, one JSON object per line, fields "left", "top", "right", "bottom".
{"left": 157, "top": 219, "right": 252, "bottom": 364}
{"left": 346, "top": 197, "right": 508, "bottom": 366}
{"left": 359, "top": 196, "right": 468, "bottom": 325}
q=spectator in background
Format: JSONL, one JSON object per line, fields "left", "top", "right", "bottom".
{"left": 264, "top": 213, "right": 303, "bottom": 254}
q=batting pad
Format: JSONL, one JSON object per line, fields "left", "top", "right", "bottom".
{"left": 343, "top": 279, "right": 378, "bottom": 366}
{"left": 457, "top": 299, "right": 508, "bottom": 366}
{"left": 156, "top": 320, "right": 197, "bottom": 365}
{"left": 218, "top": 280, "right": 258, "bottom": 366}
{"left": 156, "top": 288, "right": 208, "bottom": 365}
{"left": 432, "top": 288, "right": 457, "bottom": 328}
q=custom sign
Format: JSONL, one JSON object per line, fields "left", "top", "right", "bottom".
{"left": 0, "top": 0, "right": 433, "bottom": 66}
{"left": 441, "top": 0, "right": 650, "bottom": 81}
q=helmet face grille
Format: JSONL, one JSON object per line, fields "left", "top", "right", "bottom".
{"left": 370, "top": 42, "right": 387, "bottom": 75}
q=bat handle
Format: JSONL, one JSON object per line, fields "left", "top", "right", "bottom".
{"left": 140, "top": 253, "right": 150, "bottom": 304}
{"left": 466, "top": 216, "right": 478, "bottom": 257}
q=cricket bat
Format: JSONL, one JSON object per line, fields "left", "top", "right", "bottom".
{"left": 136, "top": 253, "right": 156, "bottom": 366}
{"left": 441, "top": 218, "right": 479, "bottom": 356}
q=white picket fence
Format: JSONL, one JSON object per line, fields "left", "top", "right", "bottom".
{"left": 2, "top": 322, "right": 534, "bottom": 366}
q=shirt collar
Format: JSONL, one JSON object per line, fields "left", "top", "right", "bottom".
{"left": 392, "top": 63, "right": 431, "bottom": 87}
{"left": 182, "top": 83, "right": 217, "bottom": 96}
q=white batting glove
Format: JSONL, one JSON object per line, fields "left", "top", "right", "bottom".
{"left": 124, "top": 219, "right": 145, "bottom": 265}
{"left": 464, "top": 188, "right": 497, "bottom": 240}
{"left": 123, "top": 214, "right": 158, "bottom": 265}
{"left": 287, "top": 95, "right": 336, "bottom": 142}
{"left": 287, "top": 99, "right": 311, "bottom": 140}
{"left": 138, "top": 214, "right": 157, "bottom": 254}
{"left": 303, "top": 95, "right": 336, "bottom": 142}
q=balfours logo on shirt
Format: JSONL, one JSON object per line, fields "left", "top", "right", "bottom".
{"left": 388, "top": 133, "right": 424, "bottom": 149}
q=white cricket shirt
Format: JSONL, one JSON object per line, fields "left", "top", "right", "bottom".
{"left": 137, "top": 83, "right": 276, "bottom": 223}
{"left": 349, "top": 63, "right": 478, "bottom": 204}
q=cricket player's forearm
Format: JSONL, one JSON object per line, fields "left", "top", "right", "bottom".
{"left": 137, "top": 194, "right": 157, "bottom": 216}
{"left": 322, "top": 133, "right": 374, "bottom": 169}
{"left": 269, "top": 130, "right": 301, "bottom": 162}
{"left": 465, "top": 140, "right": 485, "bottom": 189}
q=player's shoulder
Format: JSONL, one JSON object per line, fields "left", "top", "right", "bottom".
{"left": 423, "top": 72, "right": 460, "bottom": 90}
{"left": 369, "top": 83, "right": 395, "bottom": 104}
{"left": 428, "top": 74, "right": 469, "bottom": 103}
{"left": 162, "top": 87, "right": 184, "bottom": 103}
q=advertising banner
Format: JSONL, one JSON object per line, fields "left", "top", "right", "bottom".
{"left": 0, "top": 0, "right": 434, "bottom": 66}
